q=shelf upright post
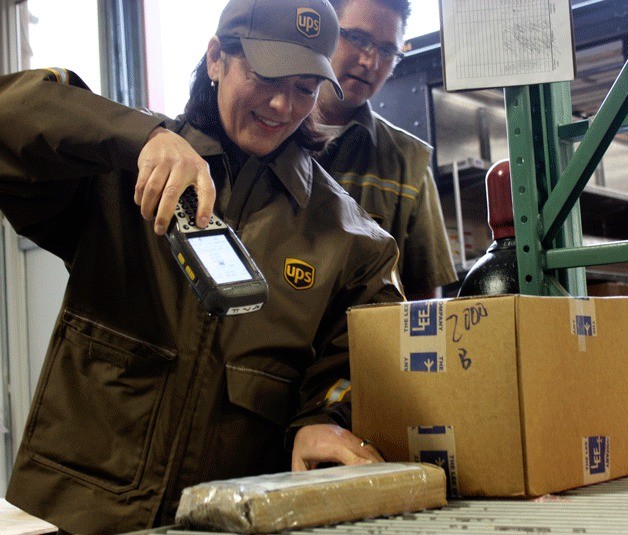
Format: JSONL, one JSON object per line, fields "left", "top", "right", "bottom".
{"left": 504, "top": 80, "right": 589, "bottom": 297}
{"left": 504, "top": 85, "right": 546, "bottom": 295}
{"left": 539, "top": 81, "right": 588, "bottom": 295}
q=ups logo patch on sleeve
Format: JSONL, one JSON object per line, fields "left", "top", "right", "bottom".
{"left": 284, "top": 258, "right": 315, "bottom": 290}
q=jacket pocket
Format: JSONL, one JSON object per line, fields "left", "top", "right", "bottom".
{"left": 26, "top": 310, "right": 176, "bottom": 494}
{"left": 225, "top": 362, "right": 297, "bottom": 427}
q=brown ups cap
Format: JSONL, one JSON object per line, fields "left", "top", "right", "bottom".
{"left": 217, "top": 0, "right": 343, "bottom": 99}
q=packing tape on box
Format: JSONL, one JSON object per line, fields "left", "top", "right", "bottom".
{"left": 400, "top": 301, "right": 447, "bottom": 372}
{"left": 582, "top": 435, "right": 611, "bottom": 485}
{"left": 569, "top": 298, "right": 597, "bottom": 352}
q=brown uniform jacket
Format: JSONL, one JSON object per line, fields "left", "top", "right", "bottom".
{"left": 0, "top": 69, "right": 402, "bottom": 534}
{"left": 315, "top": 103, "right": 457, "bottom": 296}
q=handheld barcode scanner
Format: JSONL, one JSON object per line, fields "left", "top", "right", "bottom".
{"left": 166, "top": 187, "right": 268, "bottom": 316}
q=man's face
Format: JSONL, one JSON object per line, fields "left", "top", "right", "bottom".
{"left": 331, "top": 0, "right": 404, "bottom": 109}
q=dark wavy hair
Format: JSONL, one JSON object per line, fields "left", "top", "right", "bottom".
{"left": 184, "top": 39, "right": 328, "bottom": 153}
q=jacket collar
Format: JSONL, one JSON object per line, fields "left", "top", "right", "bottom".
{"left": 267, "top": 141, "right": 313, "bottom": 210}
{"left": 175, "top": 119, "right": 224, "bottom": 158}
{"left": 341, "top": 101, "right": 378, "bottom": 146}
{"left": 175, "top": 118, "right": 314, "bottom": 210}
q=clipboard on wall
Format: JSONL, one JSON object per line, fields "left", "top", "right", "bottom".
{"left": 439, "top": 0, "right": 576, "bottom": 91}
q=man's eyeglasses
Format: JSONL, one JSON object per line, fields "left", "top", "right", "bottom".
{"left": 339, "top": 28, "right": 404, "bottom": 63}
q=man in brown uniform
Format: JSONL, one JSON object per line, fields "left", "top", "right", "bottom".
{"left": 316, "top": 0, "right": 457, "bottom": 299}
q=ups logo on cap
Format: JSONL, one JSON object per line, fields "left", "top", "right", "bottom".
{"left": 284, "top": 258, "right": 315, "bottom": 290}
{"left": 296, "top": 8, "right": 321, "bottom": 38}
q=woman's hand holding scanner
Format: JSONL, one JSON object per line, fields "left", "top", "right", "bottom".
{"left": 135, "top": 126, "right": 215, "bottom": 235}
{"left": 165, "top": 188, "right": 269, "bottom": 316}
{"left": 292, "top": 424, "right": 384, "bottom": 471}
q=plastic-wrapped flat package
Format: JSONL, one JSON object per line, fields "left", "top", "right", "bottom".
{"left": 175, "top": 462, "right": 447, "bottom": 533}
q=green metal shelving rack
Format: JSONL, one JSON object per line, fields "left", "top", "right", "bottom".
{"left": 504, "top": 60, "right": 628, "bottom": 296}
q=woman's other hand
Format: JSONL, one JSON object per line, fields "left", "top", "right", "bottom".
{"left": 292, "top": 424, "right": 384, "bottom": 471}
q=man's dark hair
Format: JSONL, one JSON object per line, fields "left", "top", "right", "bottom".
{"left": 184, "top": 39, "right": 328, "bottom": 153}
{"left": 328, "top": 0, "right": 411, "bottom": 29}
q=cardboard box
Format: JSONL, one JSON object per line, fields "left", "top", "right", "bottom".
{"left": 175, "top": 462, "right": 447, "bottom": 533}
{"left": 348, "top": 295, "right": 627, "bottom": 498}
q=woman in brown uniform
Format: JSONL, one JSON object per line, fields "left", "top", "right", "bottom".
{"left": 0, "top": 0, "right": 401, "bottom": 532}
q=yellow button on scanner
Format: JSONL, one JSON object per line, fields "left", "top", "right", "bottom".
{"left": 177, "top": 253, "right": 185, "bottom": 265}
{"left": 185, "top": 265, "right": 196, "bottom": 281}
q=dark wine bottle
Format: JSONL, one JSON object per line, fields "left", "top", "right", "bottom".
{"left": 457, "top": 159, "right": 520, "bottom": 297}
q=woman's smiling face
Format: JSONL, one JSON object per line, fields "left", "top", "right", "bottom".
{"left": 207, "top": 38, "right": 323, "bottom": 157}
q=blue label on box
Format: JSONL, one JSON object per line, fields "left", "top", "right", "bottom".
{"left": 418, "top": 426, "right": 447, "bottom": 435}
{"left": 586, "top": 436, "right": 609, "bottom": 474}
{"left": 409, "top": 302, "right": 438, "bottom": 336}
{"left": 409, "top": 352, "right": 441, "bottom": 372}
{"left": 575, "top": 315, "right": 594, "bottom": 336}
{"left": 583, "top": 435, "right": 610, "bottom": 484}
{"left": 408, "top": 425, "right": 459, "bottom": 496}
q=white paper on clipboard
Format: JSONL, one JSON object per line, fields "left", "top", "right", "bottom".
{"left": 439, "top": 0, "right": 576, "bottom": 91}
